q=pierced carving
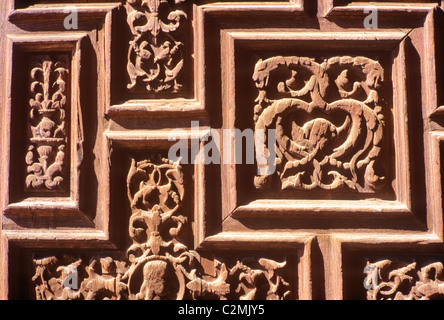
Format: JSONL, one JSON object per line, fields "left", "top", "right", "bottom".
{"left": 365, "top": 260, "right": 444, "bottom": 300}
{"left": 25, "top": 55, "right": 69, "bottom": 192}
{"left": 253, "top": 56, "right": 386, "bottom": 192}
{"left": 126, "top": 0, "right": 187, "bottom": 93}
{"left": 32, "top": 155, "right": 291, "bottom": 300}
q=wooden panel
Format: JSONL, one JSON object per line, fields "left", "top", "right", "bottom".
{"left": 1, "top": 0, "right": 444, "bottom": 301}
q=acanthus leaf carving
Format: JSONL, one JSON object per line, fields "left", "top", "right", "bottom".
{"left": 253, "top": 55, "right": 386, "bottom": 193}
{"left": 32, "top": 155, "right": 291, "bottom": 300}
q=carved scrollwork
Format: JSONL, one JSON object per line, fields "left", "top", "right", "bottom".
{"left": 25, "top": 55, "right": 69, "bottom": 192}
{"left": 253, "top": 56, "right": 385, "bottom": 192}
{"left": 32, "top": 155, "right": 291, "bottom": 300}
{"left": 126, "top": 0, "right": 187, "bottom": 93}
{"left": 365, "top": 259, "right": 444, "bottom": 300}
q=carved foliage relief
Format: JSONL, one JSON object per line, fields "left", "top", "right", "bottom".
{"left": 126, "top": 0, "right": 188, "bottom": 93}
{"left": 25, "top": 55, "right": 69, "bottom": 193}
{"left": 253, "top": 56, "right": 386, "bottom": 192}
{"left": 365, "top": 260, "right": 444, "bottom": 300}
{"left": 32, "top": 156, "right": 291, "bottom": 300}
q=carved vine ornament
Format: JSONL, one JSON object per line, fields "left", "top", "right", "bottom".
{"left": 365, "top": 260, "right": 444, "bottom": 300}
{"left": 126, "top": 0, "right": 187, "bottom": 93}
{"left": 25, "top": 55, "right": 69, "bottom": 192}
{"left": 32, "top": 156, "right": 291, "bottom": 300}
{"left": 253, "top": 56, "right": 386, "bottom": 192}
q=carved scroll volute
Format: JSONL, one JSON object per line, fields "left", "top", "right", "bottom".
{"left": 126, "top": 156, "right": 185, "bottom": 256}
{"left": 25, "top": 55, "right": 69, "bottom": 192}
{"left": 253, "top": 56, "right": 386, "bottom": 193}
{"left": 365, "top": 260, "right": 444, "bottom": 300}
{"left": 125, "top": 0, "right": 188, "bottom": 93}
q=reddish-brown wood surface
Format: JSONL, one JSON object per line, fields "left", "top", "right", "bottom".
{"left": 1, "top": 0, "right": 444, "bottom": 300}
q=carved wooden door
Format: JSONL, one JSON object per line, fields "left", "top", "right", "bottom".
{"left": 2, "top": 0, "right": 444, "bottom": 301}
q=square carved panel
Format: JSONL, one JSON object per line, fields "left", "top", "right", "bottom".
{"left": 195, "top": 3, "right": 439, "bottom": 245}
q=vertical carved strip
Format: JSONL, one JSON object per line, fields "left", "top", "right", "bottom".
{"left": 25, "top": 55, "right": 69, "bottom": 193}
{"left": 126, "top": 0, "right": 188, "bottom": 93}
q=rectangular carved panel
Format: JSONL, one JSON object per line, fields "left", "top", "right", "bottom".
{"left": 125, "top": 0, "right": 188, "bottom": 94}
{"left": 25, "top": 54, "right": 70, "bottom": 194}
{"left": 253, "top": 55, "right": 385, "bottom": 192}
{"left": 29, "top": 155, "right": 296, "bottom": 300}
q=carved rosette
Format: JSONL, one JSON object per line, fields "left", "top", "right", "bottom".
{"left": 32, "top": 155, "right": 291, "bottom": 300}
{"left": 126, "top": 0, "right": 187, "bottom": 93}
{"left": 253, "top": 56, "right": 386, "bottom": 192}
{"left": 25, "top": 55, "right": 69, "bottom": 192}
{"left": 365, "top": 260, "right": 444, "bottom": 300}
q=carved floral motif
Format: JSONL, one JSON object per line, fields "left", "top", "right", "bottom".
{"left": 25, "top": 55, "right": 69, "bottom": 192}
{"left": 126, "top": 0, "right": 187, "bottom": 93}
{"left": 32, "top": 155, "right": 291, "bottom": 300}
{"left": 253, "top": 56, "right": 386, "bottom": 192}
{"left": 365, "top": 259, "right": 444, "bottom": 300}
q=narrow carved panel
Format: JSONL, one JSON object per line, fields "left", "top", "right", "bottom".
{"left": 31, "top": 155, "right": 291, "bottom": 300}
{"left": 25, "top": 55, "right": 69, "bottom": 193}
{"left": 365, "top": 259, "right": 444, "bottom": 300}
{"left": 125, "top": 0, "right": 188, "bottom": 94}
{"left": 253, "top": 56, "right": 385, "bottom": 192}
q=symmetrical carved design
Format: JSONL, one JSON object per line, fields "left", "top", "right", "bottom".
{"left": 25, "top": 55, "right": 69, "bottom": 192}
{"left": 253, "top": 56, "right": 385, "bottom": 192}
{"left": 32, "top": 156, "right": 290, "bottom": 300}
{"left": 126, "top": 0, "right": 187, "bottom": 93}
{"left": 365, "top": 260, "right": 444, "bottom": 300}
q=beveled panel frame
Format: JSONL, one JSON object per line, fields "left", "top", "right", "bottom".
{"left": 4, "top": 34, "right": 83, "bottom": 205}
{"left": 1, "top": 3, "right": 121, "bottom": 248}
{"left": 193, "top": 2, "right": 443, "bottom": 250}
{"left": 317, "top": 0, "right": 439, "bottom": 17}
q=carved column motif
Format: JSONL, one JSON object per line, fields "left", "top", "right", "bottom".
{"left": 365, "top": 260, "right": 444, "bottom": 300}
{"left": 25, "top": 55, "right": 69, "bottom": 192}
{"left": 253, "top": 56, "right": 386, "bottom": 192}
{"left": 32, "top": 156, "right": 291, "bottom": 300}
{"left": 125, "top": 0, "right": 188, "bottom": 93}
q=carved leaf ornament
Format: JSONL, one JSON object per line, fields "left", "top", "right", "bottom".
{"left": 126, "top": 0, "right": 187, "bottom": 93}
{"left": 365, "top": 260, "right": 444, "bottom": 300}
{"left": 253, "top": 56, "right": 385, "bottom": 192}
{"left": 32, "top": 156, "right": 290, "bottom": 300}
{"left": 25, "top": 55, "right": 69, "bottom": 191}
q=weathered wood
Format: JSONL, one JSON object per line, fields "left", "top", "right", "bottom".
{"left": 1, "top": 0, "right": 444, "bottom": 300}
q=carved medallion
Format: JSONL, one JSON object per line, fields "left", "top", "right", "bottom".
{"left": 253, "top": 56, "right": 386, "bottom": 192}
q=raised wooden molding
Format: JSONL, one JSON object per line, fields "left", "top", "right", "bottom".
{"left": 1, "top": 0, "right": 444, "bottom": 300}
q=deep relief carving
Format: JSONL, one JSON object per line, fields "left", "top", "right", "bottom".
{"left": 126, "top": 0, "right": 187, "bottom": 93}
{"left": 32, "top": 156, "right": 291, "bottom": 300}
{"left": 25, "top": 55, "right": 69, "bottom": 192}
{"left": 253, "top": 56, "right": 385, "bottom": 192}
{"left": 365, "top": 260, "right": 444, "bottom": 300}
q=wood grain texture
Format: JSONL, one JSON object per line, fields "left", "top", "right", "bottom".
{"left": 1, "top": 0, "right": 444, "bottom": 300}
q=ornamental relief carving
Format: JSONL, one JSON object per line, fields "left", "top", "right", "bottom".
{"left": 125, "top": 0, "right": 188, "bottom": 93}
{"left": 253, "top": 56, "right": 386, "bottom": 192}
{"left": 365, "top": 260, "right": 444, "bottom": 300}
{"left": 25, "top": 55, "right": 69, "bottom": 192}
{"left": 32, "top": 156, "right": 291, "bottom": 300}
